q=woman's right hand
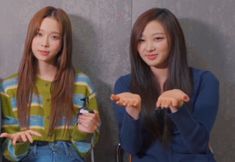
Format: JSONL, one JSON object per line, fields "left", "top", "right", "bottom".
{"left": 111, "top": 92, "right": 141, "bottom": 120}
{"left": 0, "top": 130, "right": 42, "bottom": 145}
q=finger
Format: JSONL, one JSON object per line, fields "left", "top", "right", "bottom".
{"left": 183, "top": 95, "right": 190, "bottom": 102}
{"left": 77, "top": 123, "right": 88, "bottom": 132}
{"left": 20, "top": 133, "right": 27, "bottom": 142}
{"left": 171, "top": 98, "right": 178, "bottom": 107}
{"left": 93, "top": 111, "right": 101, "bottom": 127}
{"left": 0, "top": 133, "right": 12, "bottom": 139}
{"left": 80, "top": 125, "right": 95, "bottom": 133}
{"left": 79, "top": 113, "right": 95, "bottom": 121}
{"left": 93, "top": 110, "right": 100, "bottom": 120}
{"left": 117, "top": 98, "right": 127, "bottom": 106}
{"left": 156, "top": 101, "right": 162, "bottom": 109}
{"left": 78, "top": 123, "right": 94, "bottom": 133}
{"left": 120, "top": 99, "right": 127, "bottom": 106}
{"left": 79, "top": 116, "right": 96, "bottom": 126}
{"left": 156, "top": 98, "right": 161, "bottom": 108}
{"left": 80, "top": 116, "right": 97, "bottom": 129}
{"left": 164, "top": 99, "right": 171, "bottom": 108}
{"left": 130, "top": 99, "right": 139, "bottom": 107}
{"left": 80, "top": 122, "right": 92, "bottom": 129}
{"left": 110, "top": 94, "right": 120, "bottom": 101}
{"left": 12, "top": 135, "right": 19, "bottom": 146}
{"left": 131, "top": 100, "right": 137, "bottom": 107}
{"left": 28, "top": 130, "right": 42, "bottom": 137}
{"left": 160, "top": 98, "right": 167, "bottom": 108}
{"left": 25, "top": 132, "right": 33, "bottom": 143}
{"left": 79, "top": 117, "right": 91, "bottom": 124}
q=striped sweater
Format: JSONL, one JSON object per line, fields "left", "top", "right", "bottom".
{"left": 0, "top": 71, "right": 99, "bottom": 162}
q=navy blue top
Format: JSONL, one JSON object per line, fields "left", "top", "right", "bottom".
{"left": 113, "top": 68, "right": 219, "bottom": 162}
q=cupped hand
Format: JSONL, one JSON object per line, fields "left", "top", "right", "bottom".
{"left": 111, "top": 92, "right": 141, "bottom": 120}
{"left": 156, "top": 89, "right": 190, "bottom": 113}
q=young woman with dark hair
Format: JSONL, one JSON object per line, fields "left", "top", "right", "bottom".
{"left": 111, "top": 8, "right": 219, "bottom": 162}
{"left": 0, "top": 6, "right": 100, "bottom": 162}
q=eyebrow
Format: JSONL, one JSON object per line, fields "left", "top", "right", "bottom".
{"left": 38, "top": 29, "right": 61, "bottom": 35}
{"left": 152, "top": 32, "right": 165, "bottom": 36}
{"left": 141, "top": 32, "right": 166, "bottom": 38}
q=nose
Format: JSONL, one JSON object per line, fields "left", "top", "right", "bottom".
{"left": 146, "top": 41, "right": 155, "bottom": 52}
{"left": 41, "top": 36, "right": 49, "bottom": 47}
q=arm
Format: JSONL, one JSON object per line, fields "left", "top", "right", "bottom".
{"left": 0, "top": 88, "right": 30, "bottom": 161}
{"left": 112, "top": 76, "right": 143, "bottom": 154}
{"left": 71, "top": 75, "right": 100, "bottom": 157}
{"left": 169, "top": 71, "right": 219, "bottom": 153}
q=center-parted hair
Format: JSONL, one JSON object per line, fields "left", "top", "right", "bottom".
{"left": 17, "top": 6, "right": 76, "bottom": 132}
{"left": 130, "top": 8, "right": 193, "bottom": 153}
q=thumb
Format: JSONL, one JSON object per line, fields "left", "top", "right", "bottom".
{"left": 110, "top": 94, "right": 120, "bottom": 101}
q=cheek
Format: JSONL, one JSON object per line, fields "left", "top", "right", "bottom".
{"left": 31, "top": 39, "right": 37, "bottom": 53}
{"left": 159, "top": 41, "right": 169, "bottom": 54}
{"left": 52, "top": 41, "right": 62, "bottom": 52}
{"left": 137, "top": 44, "right": 144, "bottom": 55}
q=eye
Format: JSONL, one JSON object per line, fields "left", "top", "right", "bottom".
{"left": 36, "top": 32, "right": 43, "bottom": 37}
{"left": 154, "top": 37, "right": 164, "bottom": 41}
{"left": 138, "top": 38, "right": 145, "bottom": 42}
{"left": 51, "top": 35, "right": 61, "bottom": 40}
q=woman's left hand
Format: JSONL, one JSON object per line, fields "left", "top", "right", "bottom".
{"left": 156, "top": 89, "right": 190, "bottom": 113}
{"left": 77, "top": 110, "right": 101, "bottom": 133}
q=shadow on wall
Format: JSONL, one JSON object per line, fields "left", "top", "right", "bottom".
{"left": 180, "top": 18, "right": 235, "bottom": 161}
{"left": 69, "top": 15, "right": 119, "bottom": 162}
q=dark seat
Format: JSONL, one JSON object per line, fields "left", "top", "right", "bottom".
{"left": 115, "top": 143, "right": 132, "bottom": 162}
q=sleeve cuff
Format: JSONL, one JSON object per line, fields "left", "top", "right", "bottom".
{"left": 71, "top": 125, "right": 93, "bottom": 141}
{"left": 121, "top": 113, "right": 141, "bottom": 139}
{"left": 168, "top": 106, "right": 197, "bottom": 134}
{"left": 3, "top": 139, "right": 30, "bottom": 161}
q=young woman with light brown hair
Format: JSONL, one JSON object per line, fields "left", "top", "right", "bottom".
{"left": 0, "top": 6, "right": 100, "bottom": 162}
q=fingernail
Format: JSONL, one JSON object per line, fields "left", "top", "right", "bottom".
{"left": 184, "top": 96, "right": 188, "bottom": 100}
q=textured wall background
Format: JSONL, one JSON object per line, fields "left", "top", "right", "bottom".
{"left": 0, "top": 0, "right": 234, "bottom": 162}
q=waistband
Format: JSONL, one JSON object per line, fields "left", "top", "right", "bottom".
{"left": 31, "top": 141, "right": 71, "bottom": 146}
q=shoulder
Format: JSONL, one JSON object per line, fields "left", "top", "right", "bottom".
{"left": 75, "top": 71, "right": 92, "bottom": 83}
{"left": 1, "top": 73, "right": 18, "bottom": 92}
{"left": 74, "top": 70, "right": 95, "bottom": 93}
{"left": 114, "top": 74, "right": 131, "bottom": 93}
{"left": 115, "top": 74, "right": 131, "bottom": 84}
{"left": 191, "top": 68, "right": 219, "bottom": 97}
{"left": 192, "top": 68, "right": 219, "bottom": 86}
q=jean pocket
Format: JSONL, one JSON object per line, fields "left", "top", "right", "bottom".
{"left": 21, "top": 147, "right": 36, "bottom": 162}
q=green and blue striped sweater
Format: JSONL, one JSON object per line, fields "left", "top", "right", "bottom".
{"left": 0, "top": 71, "right": 99, "bottom": 161}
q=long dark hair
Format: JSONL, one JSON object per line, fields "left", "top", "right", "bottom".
{"left": 130, "top": 8, "right": 193, "bottom": 151}
{"left": 17, "top": 6, "right": 75, "bottom": 132}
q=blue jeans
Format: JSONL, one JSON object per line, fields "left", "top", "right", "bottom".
{"left": 21, "top": 141, "right": 84, "bottom": 162}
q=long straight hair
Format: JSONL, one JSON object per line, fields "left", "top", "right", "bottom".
{"left": 17, "top": 6, "right": 75, "bottom": 132}
{"left": 130, "top": 8, "right": 193, "bottom": 150}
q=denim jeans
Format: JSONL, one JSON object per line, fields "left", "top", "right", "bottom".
{"left": 21, "top": 141, "right": 84, "bottom": 162}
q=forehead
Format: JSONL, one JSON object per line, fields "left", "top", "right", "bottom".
{"left": 142, "top": 20, "right": 166, "bottom": 35}
{"left": 39, "top": 17, "right": 61, "bottom": 33}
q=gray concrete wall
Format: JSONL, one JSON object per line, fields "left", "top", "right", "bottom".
{"left": 0, "top": 0, "right": 234, "bottom": 162}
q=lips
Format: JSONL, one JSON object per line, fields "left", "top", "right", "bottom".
{"left": 146, "top": 54, "right": 158, "bottom": 60}
{"left": 38, "top": 50, "right": 49, "bottom": 56}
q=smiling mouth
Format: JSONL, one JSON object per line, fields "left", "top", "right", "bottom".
{"left": 38, "top": 50, "right": 49, "bottom": 56}
{"left": 146, "top": 54, "right": 158, "bottom": 60}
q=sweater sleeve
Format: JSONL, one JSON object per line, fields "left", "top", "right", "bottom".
{"left": 169, "top": 71, "right": 219, "bottom": 153}
{"left": 112, "top": 75, "right": 143, "bottom": 154}
{"left": 71, "top": 75, "right": 99, "bottom": 157}
{"left": 0, "top": 86, "right": 30, "bottom": 161}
